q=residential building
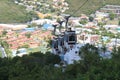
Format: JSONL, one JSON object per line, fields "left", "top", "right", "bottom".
{"left": 100, "top": 5, "right": 120, "bottom": 16}
{"left": 94, "top": 11, "right": 109, "bottom": 22}
{"left": 2, "top": 29, "right": 52, "bottom": 50}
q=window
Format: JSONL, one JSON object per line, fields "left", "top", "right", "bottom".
{"left": 60, "top": 39, "right": 64, "bottom": 46}
{"left": 54, "top": 41, "right": 58, "bottom": 48}
{"left": 69, "top": 35, "right": 75, "bottom": 41}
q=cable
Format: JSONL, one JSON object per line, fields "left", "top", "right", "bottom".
{"left": 71, "top": 0, "right": 89, "bottom": 15}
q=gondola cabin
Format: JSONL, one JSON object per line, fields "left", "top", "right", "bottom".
{"left": 64, "top": 28, "right": 77, "bottom": 49}
{"left": 52, "top": 38, "right": 59, "bottom": 54}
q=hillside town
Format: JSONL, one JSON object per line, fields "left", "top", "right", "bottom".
{"left": 0, "top": 0, "right": 120, "bottom": 59}
{"left": 1, "top": 0, "right": 120, "bottom": 80}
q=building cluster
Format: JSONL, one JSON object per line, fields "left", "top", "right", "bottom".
{"left": 100, "top": 5, "right": 120, "bottom": 16}
{"left": 53, "top": 0, "right": 69, "bottom": 13}
{"left": 1, "top": 2, "right": 120, "bottom": 58}
{"left": 0, "top": 25, "right": 52, "bottom": 50}
{"left": 15, "top": 0, "right": 69, "bottom": 14}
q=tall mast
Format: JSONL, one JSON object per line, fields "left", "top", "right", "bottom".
{"left": 52, "top": 24, "right": 57, "bottom": 35}
{"left": 57, "top": 20, "right": 64, "bottom": 33}
{"left": 64, "top": 15, "right": 71, "bottom": 30}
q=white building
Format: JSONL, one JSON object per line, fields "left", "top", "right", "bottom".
{"left": 100, "top": 5, "right": 120, "bottom": 16}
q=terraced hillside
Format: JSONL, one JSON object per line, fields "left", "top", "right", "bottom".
{"left": 0, "top": 0, "right": 28, "bottom": 23}
{"left": 65, "top": 0, "right": 120, "bottom": 16}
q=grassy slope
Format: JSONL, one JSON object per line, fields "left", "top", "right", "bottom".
{"left": 0, "top": 0, "right": 27, "bottom": 23}
{"left": 65, "top": 0, "right": 120, "bottom": 16}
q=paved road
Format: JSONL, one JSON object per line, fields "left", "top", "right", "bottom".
{"left": 0, "top": 46, "right": 7, "bottom": 58}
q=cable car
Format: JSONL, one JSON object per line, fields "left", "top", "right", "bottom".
{"left": 64, "top": 28, "right": 77, "bottom": 49}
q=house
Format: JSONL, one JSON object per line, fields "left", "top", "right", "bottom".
{"left": 0, "top": 26, "right": 4, "bottom": 35}
{"left": 42, "top": 23, "right": 54, "bottom": 30}
{"left": 2, "top": 28, "right": 53, "bottom": 50}
{"left": 100, "top": 5, "right": 120, "bottom": 16}
{"left": 69, "top": 17, "right": 82, "bottom": 27}
{"left": 85, "top": 22, "right": 97, "bottom": 29}
{"left": 0, "top": 24, "right": 28, "bottom": 30}
{"left": 36, "top": 12, "right": 51, "bottom": 19}
{"left": 12, "top": 48, "right": 27, "bottom": 57}
{"left": 80, "top": 14, "right": 88, "bottom": 20}
{"left": 94, "top": 11, "right": 109, "bottom": 22}
{"left": 31, "top": 19, "right": 56, "bottom": 25}
{"left": 82, "top": 34, "right": 100, "bottom": 44}
{"left": 103, "top": 25, "right": 119, "bottom": 30}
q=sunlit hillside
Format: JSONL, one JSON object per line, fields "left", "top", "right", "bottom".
{"left": 65, "top": 0, "right": 120, "bottom": 16}
{"left": 0, "top": 0, "right": 28, "bottom": 23}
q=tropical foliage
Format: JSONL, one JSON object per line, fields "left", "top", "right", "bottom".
{"left": 0, "top": 44, "right": 120, "bottom": 80}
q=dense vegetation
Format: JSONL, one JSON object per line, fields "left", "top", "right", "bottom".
{"left": 0, "top": 0, "right": 36, "bottom": 23}
{"left": 0, "top": 44, "right": 120, "bottom": 80}
{"left": 65, "top": 0, "right": 120, "bottom": 16}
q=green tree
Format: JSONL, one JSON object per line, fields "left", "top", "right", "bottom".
{"left": 2, "top": 30, "right": 7, "bottom": 36}
{"left": 109, "top": 13, "right": 115, "bottom": 20}
{"left": 79, "top": 19, "right": 87, "bottom": 25}
{"left": 26, "top": 11, "right": 39, "bottom": 22}
{"left": 0, "top": 41, "right": 11, "bottom": 57}
{"left": 28, "top": 23, "right": 37, "bottom": 28}
{"left": 1, "top": 43, "right": 120, "bottom": 80}
{"left": 20, "top": 44, "right": 29, "bottom": 48}
{"left": 89, "top": 16, "right": 94, "bottom": 22}
{"left": 25, "top": 33, "right": 31, "bottom": 38}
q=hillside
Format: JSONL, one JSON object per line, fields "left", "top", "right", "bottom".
{"left": 65, "top": 0, "right": 120, "bottom": 16}
{"left": 0, "top": 0, "right": 28, "bottom": 23}
{"left": 1, "top": 0, "right": 120, "bottom": 23}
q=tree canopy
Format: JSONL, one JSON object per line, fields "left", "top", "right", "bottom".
{"left": 0, "top": 45, "right": 120, "bottom": 80}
